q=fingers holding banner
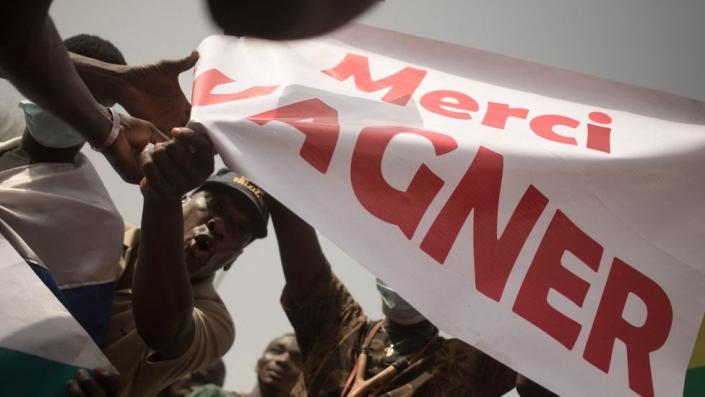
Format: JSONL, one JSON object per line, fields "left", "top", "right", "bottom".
{"left": 139, "top": 126, "right": 215, "bottom": 201}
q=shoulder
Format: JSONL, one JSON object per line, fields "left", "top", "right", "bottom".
{"left": 192, "top": 278, "right": 235, "bottom": 350}
{"left": 118, "top": 284, "right": 234, "bottom": 396}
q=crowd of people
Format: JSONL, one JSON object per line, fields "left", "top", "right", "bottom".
{"left": 0, "top": 1, "right": 559, "bottom": 396}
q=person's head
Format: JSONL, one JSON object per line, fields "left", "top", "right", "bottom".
{"left": 63, "top": 33, "right": 126, "bottom": 106}
{"left": 158, "top": 359, "right": 226, "bottom": 397}
{"left": 19, "top": 34, "right": 126, "bottom": 160}
{"left": 376, "top": 278, "right": 428, "bottom": 326}
{"left": 209, "top": 0, "right": 381, "bottom": 40}
{"left": 181, "top": 169, "right": 269, "bottom": 281}
{"left": 256, "top": 333, "right": 302, "bottom": 394}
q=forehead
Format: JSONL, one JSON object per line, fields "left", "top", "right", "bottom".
{"left": 267, "top": 335, "right": 300, "bottom": 352}
{"left": 195, "top": 188, "right": 258, "bottom": 222}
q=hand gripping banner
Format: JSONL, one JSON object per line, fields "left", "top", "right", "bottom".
{"left": 191, "top": 24, "right": 705, "bottom": 397}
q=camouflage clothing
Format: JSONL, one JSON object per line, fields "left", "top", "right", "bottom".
{"left": 281, "top": 272, "right": 516, "bottom": 397}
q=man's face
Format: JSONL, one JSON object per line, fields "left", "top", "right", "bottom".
{"left": 181, "top": 188, "right": 256, "bottom": 279}
{"left": 256, "top": 335, "right": 303, "bottom": 392}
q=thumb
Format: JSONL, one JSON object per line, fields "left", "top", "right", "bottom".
{"left": 164, "top": 50, "right": 199, "bottom": 74}
{"left": 149, "top": 124, "right": 170, "bottom": 144}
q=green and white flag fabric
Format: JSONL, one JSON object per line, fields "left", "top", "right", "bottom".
{"left": 0, "top": 235, "right": 113, "bottom": 395}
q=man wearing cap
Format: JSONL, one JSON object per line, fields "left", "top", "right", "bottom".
{"left": 103, "top": 150, "right": 270, "bottom": 397}
{"left": 267, "top": 199, "right": 556, "bottom": 396}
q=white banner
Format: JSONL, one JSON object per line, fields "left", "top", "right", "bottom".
{"left": 191, "top": 25, "right": 705, "bottom": 397}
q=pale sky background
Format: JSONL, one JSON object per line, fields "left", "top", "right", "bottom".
{"left": 1, "top": 0, "right": 704, "bottom": 394}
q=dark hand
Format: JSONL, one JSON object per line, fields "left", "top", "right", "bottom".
{"left": 103, "top": 113, "right": 170, "bottom": 184}
{"left": 66, "top": 368, "right": 120, "bottom": 397}
{"left": 120, "top": 51, "right": 199, "bottom": 133}
{"left": 139, "top": 125, "right": 215, "bottom": 201}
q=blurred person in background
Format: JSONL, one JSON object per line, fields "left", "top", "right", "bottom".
{"left": 67, "top": 331, "right": 302, "bottom": 397}
{"left": 186, "top": 332, "right": 302, "bottom": 397}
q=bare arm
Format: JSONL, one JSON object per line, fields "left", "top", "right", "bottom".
{"left": 68, "top": 52, "right": 127, "bottom": 106}
{"left": 134, "top": 194, "right": 194, "bottom": 358}
{"left": 0, "top": 2, "right": 112, "bottom": 147}
{"left": 0, "top": 2, "right": 168, "bottom": 183}
{"left": 268, "top": 198, "right": 332, "bottom": 303}
{"left": 70, "top": 51, "right": 199, "bottom": 133}
{"left": 132, "top": 127, "right": 214, "bottom": 359}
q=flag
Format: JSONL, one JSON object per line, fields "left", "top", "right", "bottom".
{"left": 0, "top": 148, "right": 124, "bottom": 346}
{"left": 0, "top": 234, "right": 114, "bottom": 396}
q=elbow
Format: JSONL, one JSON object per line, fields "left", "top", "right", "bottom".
{"left": 135, "top": 310, "right": 195, "bottom": 359}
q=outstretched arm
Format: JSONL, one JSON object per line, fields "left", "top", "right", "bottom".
{"left": 268, "top": 198, "right": 332, "bottom": 303}
{"left": 70, "top": 51, "right": 198, "bottom": 133}
{"left": 132, "top": 127, "right": 214, "bottom": 359}
{"left": 0, "top": 2, "right": 113, "bottom": 148}
{"left": 0, "top": 2, "right": 168, "bottom": 183}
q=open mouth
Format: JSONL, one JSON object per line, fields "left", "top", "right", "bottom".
{"left": 187, "top": 232, "right": 216, "bottom": 264}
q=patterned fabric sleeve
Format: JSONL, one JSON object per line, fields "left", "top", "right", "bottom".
{"left": 429, "top": 338, "right": 517, "bottom": 396}
{"left": 281, "top": 270, "right": 367, "bottom": 382}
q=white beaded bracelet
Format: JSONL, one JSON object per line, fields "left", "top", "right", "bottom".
{"left": 91, "top": 107, "right": 121, "bottom": 152}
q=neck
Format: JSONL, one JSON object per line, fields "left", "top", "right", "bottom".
{"left": 20, "top": 129, "right": 82, "bottom": 164}
{"left": 383, "top": 318, "right": 438, "bottom": 341}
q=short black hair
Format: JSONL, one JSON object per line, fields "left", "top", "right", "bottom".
{"left": 263, "top": 332, "right": 297, "bottom": 352}
{"left": 63, "top": 34, "right": 126, "bottom": 65}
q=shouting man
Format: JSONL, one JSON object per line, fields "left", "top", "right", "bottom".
{"left": 104, "top": 146, "right": 270, "bottom": 397}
